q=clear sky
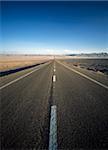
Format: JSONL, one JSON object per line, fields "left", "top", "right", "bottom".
{"left": 1, "top": 1, "right": 108, "bottom": 54}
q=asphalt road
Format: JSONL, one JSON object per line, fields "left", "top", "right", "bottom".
{"left": 1, "top": 60, "right": 108, "bottom": 149}
{"left": 1, "top": 61, "right": 54, "bottom": 149}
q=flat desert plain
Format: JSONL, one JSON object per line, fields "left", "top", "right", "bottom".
{"left": 0, "top": 55, "right": 53, "bottom": 71}
{"left": 59, "top": 57, "right": 108, "bottom": 75}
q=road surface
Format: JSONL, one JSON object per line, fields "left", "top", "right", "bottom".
{"left": 1, "top": 60, "right": 108, "bottom": 149}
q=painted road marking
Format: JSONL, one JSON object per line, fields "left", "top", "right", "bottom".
{"left": 57, "top": 61, "right": 108, "bottom": 90}
{"left": 53, "top": 75, "right": 56, "bottom": 82}
{"left": 49, "top": 105, "right": 57, "bottom": 150}
{"left": 0, "top": 63, "right": 49, "bottom": 90}
{"left": 54, "top": 69, "right": 56, "bottom": 72}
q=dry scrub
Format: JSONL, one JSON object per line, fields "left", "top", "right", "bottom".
{"left": 0, "top": 55, "right": 53, "bottom": 71}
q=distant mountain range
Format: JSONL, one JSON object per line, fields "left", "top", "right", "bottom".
{"left": 66, "top": 53, "right": 108, "bottom": 58}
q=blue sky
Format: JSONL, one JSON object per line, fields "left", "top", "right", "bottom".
{"left": 1, "top": 1, "right": 108, "bottom": 54}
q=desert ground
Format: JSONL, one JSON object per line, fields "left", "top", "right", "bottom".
{"left": 59, "top": 58, "right": 108, "bottom": 75}
{"left": 1, "top": 55, "right": 108, "bottom": 75}
{"left": 0, "top": 55, "right": 53, "bottom": 71}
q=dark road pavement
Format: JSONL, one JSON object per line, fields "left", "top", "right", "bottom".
{"left": 54, "top": 61, "right": 108, "bottom": 149}
{"left": 1, "top": 60, "right": 108, "bottom": 149}
{"left": 1, "top": 62, "right": 54, "bottom": 149}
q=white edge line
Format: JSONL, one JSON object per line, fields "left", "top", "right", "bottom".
{"left": 0, "top": 63, "right": 49, "bottom": 90}
{"left": 57, "top": 61, "right": 108, "bottom": 90}
{"left": 49, "top": 105, "right": 57, "bottom": 150}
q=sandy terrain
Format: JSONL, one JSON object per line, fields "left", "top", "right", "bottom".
{"left": 0, "top": 55, "right": 53, "bottom": 71}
